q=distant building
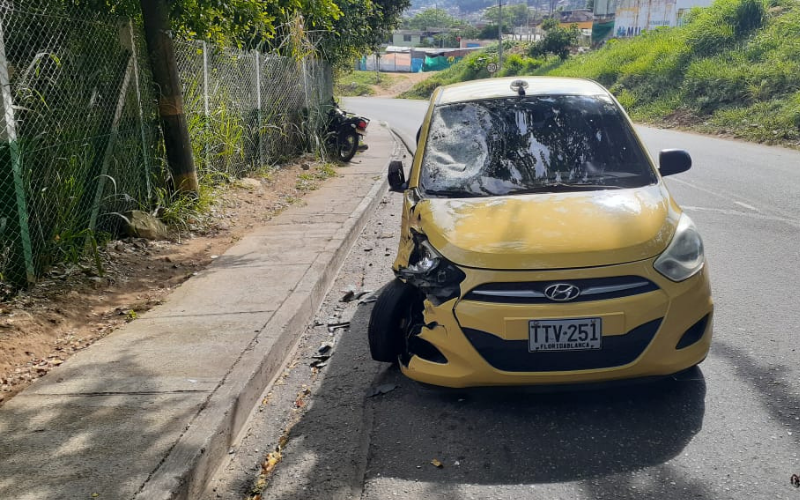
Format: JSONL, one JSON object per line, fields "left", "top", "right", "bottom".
{"left": 593, "top": 0, "right": 618, "bottom": 20}
{"left": 557, "top": 10, "right": 594, "bottom": 43}
{"left": 392, "top": 30, "right": 425, "bottom": 47}
{"left": 391, "top": 28, "right": 451, "bottom": 47}
{"left": 613, "top": 0, "right": 713, "bottom": 36}
{"left": 557, "top": 9, "right": 594, "bottom": 30}
{"left": 459, "top": 38, "right": 495, "bottom": 48}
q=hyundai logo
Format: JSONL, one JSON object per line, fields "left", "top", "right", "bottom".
{"left": 544, "top": 283, "right": 581, "bottom": 302}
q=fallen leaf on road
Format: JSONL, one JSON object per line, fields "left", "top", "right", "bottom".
{"left": 262, "top": 450, "right": 282, "bottom": 475}
{"left": 431, "top": 459, "right": 443, "bottom": 468}
{"left": 366, "top": 383, "right": 399, "bottom": 397}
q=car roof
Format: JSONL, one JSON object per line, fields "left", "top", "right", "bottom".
{"left": 436, "top": 77, "right": 609, "bottom": 105}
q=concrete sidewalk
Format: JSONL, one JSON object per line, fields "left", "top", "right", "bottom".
{"left": 0, "top": 124, "right": 399, "bottom": 500}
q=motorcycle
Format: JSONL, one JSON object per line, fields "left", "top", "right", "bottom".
{"left": 326, "top": 100, "right": 369, "bottom": 162}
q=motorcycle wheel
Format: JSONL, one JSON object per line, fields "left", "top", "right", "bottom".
{"left": 337, "top": 130, "right": 359, "bottom": 162}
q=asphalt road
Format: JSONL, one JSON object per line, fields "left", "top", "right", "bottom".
{"left": 207, "top": 97, "right": 800, "bottom": 500}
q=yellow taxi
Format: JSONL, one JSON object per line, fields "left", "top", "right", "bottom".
{"left": 369, "top": 77, "right": 713, "bottom": 388}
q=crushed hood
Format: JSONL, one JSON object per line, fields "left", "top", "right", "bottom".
{"left": 415, "top": 184, "right": 680, "bottom": 270}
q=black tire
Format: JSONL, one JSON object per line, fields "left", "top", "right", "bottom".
{"left": 387, "top": 160, "right": 405, "bottom": 190}
{"left": 368, "top": 279, "right": 417, "bottom": 362}
{"left": 337, "top": 129, "right": 359, "bottom": 162}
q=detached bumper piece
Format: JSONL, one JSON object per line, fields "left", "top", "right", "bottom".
{"left": 462, "top": 318, "right": 663, "bottom": 372}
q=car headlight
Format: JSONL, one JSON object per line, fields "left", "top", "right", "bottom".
{"left": 654, "top": 213, "right": 705, "bottom": 282}
{"left": 398, "top": 236, "right": 466, "bottom": 305}
{"left": 405, "top": 240, "right": 440, "bottom": 274}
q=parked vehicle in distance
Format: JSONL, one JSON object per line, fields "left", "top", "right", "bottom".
{"left": 369, "top": 76, "right": 713, "bottom": 389}
{"left": 326, "top": 99, "right": 369, "bottom": 162}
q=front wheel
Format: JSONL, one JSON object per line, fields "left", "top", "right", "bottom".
{"left": 337, "top": 129, "right": 359, "bottom": 162}
{"left": 368, "top": 279, "right": 418, "bottom": 362}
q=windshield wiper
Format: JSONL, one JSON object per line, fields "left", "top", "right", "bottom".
{"left": 423, "top": 189, "right": 484, "bottom": 198}
{"left": 508, "top": 183, "right": 623, "bottom": 195}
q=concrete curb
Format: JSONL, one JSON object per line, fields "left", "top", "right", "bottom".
{"left": 135, "top": 157, "right": 393, "bottom": 499}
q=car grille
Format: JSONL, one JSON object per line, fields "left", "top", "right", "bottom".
{"left": 462, "top": 276, "right": 659, "bottom": 304}
{"left": 462, "top": 318, "right": 662, "bottom": 372}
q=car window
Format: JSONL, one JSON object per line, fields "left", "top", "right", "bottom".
{"left": 419, "top": 95, "right": 657, "bottom": 197}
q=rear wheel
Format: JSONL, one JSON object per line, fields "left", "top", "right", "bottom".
{"left": 337, "top": 129, "right": 359, "bottom": 162}
{"left": 368, "top": 279, "right": 419, "bottom": 362}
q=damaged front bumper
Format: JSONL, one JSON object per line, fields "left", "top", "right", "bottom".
{"left": 394, "top": 259, "right": 714, "bottom": 389}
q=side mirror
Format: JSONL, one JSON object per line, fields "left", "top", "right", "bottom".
{"left": 388, "top": 160, "right": 407, "bottom": 192}
{"left": 659, "top": 149, "right": 692, "bottom": 176}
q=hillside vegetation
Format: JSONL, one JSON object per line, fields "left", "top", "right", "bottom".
{"left": 398, "top": 45, "right": 546, "bottom": 99}
{"left": 401, "top": 0, "right": 800, "bottom": 146}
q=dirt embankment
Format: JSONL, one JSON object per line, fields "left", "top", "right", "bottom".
{"left": 371, "top": 72, "right": 435, "bottom": 97}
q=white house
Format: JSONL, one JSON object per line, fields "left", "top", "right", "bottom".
{"left": 613, "top": 0, "right": 714, "bottom": 37}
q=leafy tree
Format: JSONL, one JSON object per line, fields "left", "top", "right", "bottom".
{"left": 70, "top": 0, "right": 342, "bottom": 47}
{"left": 529, "top": 22, "right": 579, "bottom": 60}
{"left": 540, "top": 17, "right": 559, "bottom": 30}
{"left": 316, "top": 0, "right": 410, "bottom": 64}
{"left": 434, "top": 25, "right": 481, "bottom": 47}
{"left": 404, "top": 8, "right": 461, "bottom": 29}
{"left": 68, "top": 0, "right": 407, "bottom": 63}
{"left": 478, "top": 23, "right": 512, "bottom": 39}
{"left": 484, "top": 4, "right": 531, "bottom": 27}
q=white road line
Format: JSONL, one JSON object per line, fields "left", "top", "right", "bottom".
{"left": 681, "top": 205, "right": 800, "bottom": 227}
{"left": 734, "top": 201, "right": 759, "bottom": 212}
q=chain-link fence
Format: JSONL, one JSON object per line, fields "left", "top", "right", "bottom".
{"left": 0, "top": 0, "right": 333, "bottom": 289}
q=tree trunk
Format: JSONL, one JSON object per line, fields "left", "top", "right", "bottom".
{"left": 140, "top": 0, "right": 199, "bottom": 193}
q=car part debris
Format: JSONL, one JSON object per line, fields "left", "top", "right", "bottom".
{"left": 327, "top": 321, "right": 350, "bottom": 328}
{"left": 358, "top": 295, "right": 378, "bottom": 305}
{"left": 366, "top": 383, "right": 399, "bottom": 397}
{"left": 342, "top": 289, "right": 373, "bottom": 303}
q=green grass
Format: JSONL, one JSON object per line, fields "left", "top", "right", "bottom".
{"left": 295, "top": 162, "right": 339, "bottom": 191}
{"left": 335, "top": 71, "right": 397, "bottom": 97}
{"left": 400, "top": 0, "right": 800, "bottom": 147}
{"left": 398, "top": 51, "right": 494, "bottom": 99}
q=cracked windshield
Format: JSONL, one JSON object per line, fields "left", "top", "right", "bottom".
{"left": 421, "top": 95, "right": 656, "bottom": 197}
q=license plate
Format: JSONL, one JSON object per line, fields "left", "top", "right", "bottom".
{"left": 529, "top": 318, "right": 602, "bottom": 352}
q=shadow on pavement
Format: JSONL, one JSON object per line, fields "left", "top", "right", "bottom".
{"left": 266, "top": 283, "right": 707, "bottom": 498}
{"left": 367, "top": 364, "right": 706, "bottom": 485}
{"left": 0, "top": 343, "right": 207, "bottom": 499}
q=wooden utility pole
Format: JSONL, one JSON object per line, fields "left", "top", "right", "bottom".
{"left": 140, "top": 0, "right": 199, "bottom": 193}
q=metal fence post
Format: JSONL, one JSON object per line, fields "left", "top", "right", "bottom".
{"left": 88, "top": 45, "right": 134, "bottom": 234}
{"left": 0, "top": 17, "right": 35, "bottom": 286}
{"left": 127, "top": 19, "right": 151, "bottom": 199}
{"left": 301, "top": 57, "right": 311, "bottom": 109}
{"left": 202, "top": 40, "right": 210, "bottom": 170}
{"left": 254, "top": 50, "right": 263, "bottom": 168}
{"left": 301, "top": 57, "right": 313, "bottom": 152}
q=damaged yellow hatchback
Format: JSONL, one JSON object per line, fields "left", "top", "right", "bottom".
{"left": 368, "top": 77, "right": 713, "bottom": 389}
